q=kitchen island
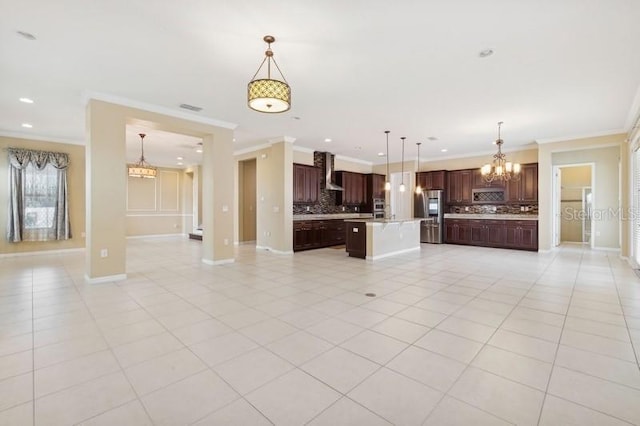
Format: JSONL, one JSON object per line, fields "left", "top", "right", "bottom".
{"left": 344, "top": 219, "right": 421, "bottom": 260}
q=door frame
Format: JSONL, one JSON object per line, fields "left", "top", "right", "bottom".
{"left": 552, "top": 163, "right": 595, "bottom": 248}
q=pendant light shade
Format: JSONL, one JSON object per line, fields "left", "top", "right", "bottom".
{"left": 384, "top": 130, "right": 391, "bottom": 191}
{"left": 128, "top": 133, "right": 157, "bottom": 179}
{"left": 415, "top": 142, "right": 422, "bottom": 194}
{"left": 399, "top": 137, "right": 406, "bottom": 192}
{"left": 248, "top": 35, "right": 291, "bottom": 113}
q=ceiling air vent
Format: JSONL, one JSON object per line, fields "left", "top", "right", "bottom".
{"left": 179, "top": 103, "right": 203, "bottom": 112}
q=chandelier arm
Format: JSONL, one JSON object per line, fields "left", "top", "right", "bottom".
{"left": 250, "top": 56, "right": 268, "bottom": 81}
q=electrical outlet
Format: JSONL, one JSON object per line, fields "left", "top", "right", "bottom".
{"left": 100, "top": 249, "right": 108, "bottom": 258}
{"left": 224, "top": 238, "right": 229, "bottom": 245}
{"left": 520, "top": 206, "right": 525, "bottom": 211}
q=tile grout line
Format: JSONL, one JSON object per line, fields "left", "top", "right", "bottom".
{"left": 607, "top": 253, "right": 640, "bottom": 368}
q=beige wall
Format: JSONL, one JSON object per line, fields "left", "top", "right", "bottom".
{"left": 126, "top": 167, "right": 191, "bottom": 236}
{"left": 560, "top": 165, "right": 591, "bottom": 243}
{"left": 0, "top": 136, "right": 86, "bottom": 254}
{"left": 235, "top": 143, "right": 294, "bottom": 252}
{"left": 86, "top": 99, "right": 235, "bottom": 280}
{"left": 538, "top": 133, "right": 627, "bottom": 252}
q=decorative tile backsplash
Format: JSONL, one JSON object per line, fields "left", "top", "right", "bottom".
{"left": 293, "top": 151, "right": 363, "bottom": 215}
{"left": 449, "top": 204, "right": 538, "bottom": 215}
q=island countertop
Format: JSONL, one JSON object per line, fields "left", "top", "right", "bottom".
{"left": 343, "top": 218, "right": 422, "bottom": 224}
{"left": 293, "top": 213, "right": 373, "bottom": 221}
{"left": 444, "top": 213, "right": 538, "bottom": 221}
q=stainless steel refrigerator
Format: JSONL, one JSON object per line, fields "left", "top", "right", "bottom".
{"left": 414, "top": 190, "right": 444, "bottom": 243}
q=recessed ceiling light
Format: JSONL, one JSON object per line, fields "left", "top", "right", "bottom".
{"left": 16, "top": 31, "right": 36, "bottom": 41}
{"left": 377, "top": 152, "right": 386, "bottom": 157}
{"left": 21, "top": 123, "right": 33, "bottom": 128}
{"left": 19, "top": 97, "right": 34, "bottom": 104}
{"left": 427, "top": 136, "right": 438, "bottom": 141}
{"left": 177, "top": 162, "right": 183, "bottom": 166}
{"left": 479, "top": 48, "right": 494, "bottom": 58}
{"left": 324, "top": 138, "right": 332, "bottom": 143}
{"left": 177, "top": 156, "right": 183, "bottom": 160}
{"left": 233, "top": 138, "right": 236, "bottom": 142}
{"left": 441, "top": 148, "right": 448, "bottom": 152}
{"left": 196, "top": 149, "right": 203, "bottom": 153}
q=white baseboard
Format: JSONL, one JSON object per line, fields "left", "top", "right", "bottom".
{"left": 366, "top": 246, "right": 420, "bottom": 261}
{"left": 84, "top": 273, "right": 127, "bottom": 284}
{"left": 202, "top": 258, "right": 235, "bottom": 266}
{"left": 592, "top": 246, "right": 621, "bottom": 253}
{"left": 0, "top": 247, "right": 85, "bottom": 258}
{"left": 126, "top": 233, "right": 186, "bottom": 239}
{"left": 255, "top": 245, "right": 293, "bottom": 255}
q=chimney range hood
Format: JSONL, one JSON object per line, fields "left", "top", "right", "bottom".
{"left": 323, "top": 152, "right": 343, "bottom": 191}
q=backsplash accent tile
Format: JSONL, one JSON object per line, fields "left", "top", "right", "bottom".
{"left": 449, "top": 204, "right": 538, "bottom": 215}
{"left": 293, "top": 151, "right": 362, "bottom": 215}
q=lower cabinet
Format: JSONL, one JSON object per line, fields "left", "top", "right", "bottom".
{"left": 293, "top": 220, "right": 346, "bottom": 252}
{"left": 444, "top": 218, "right": 538, "bottom": 251}
{"left": 345, "top": 222, "right": 366, "bottom": 259}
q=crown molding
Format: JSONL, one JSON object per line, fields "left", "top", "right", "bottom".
{"left": 535, "top": 129, "right": 625, "bottom": 144}
{"left": 0, "top": 131, "right": 84, "bottom": 146}
{"left": 83, "top": 91, "right": 237, "bottom": 130}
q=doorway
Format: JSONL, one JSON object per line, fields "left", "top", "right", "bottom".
{"left": 553, "top": 164, "right": 594, "bottom": 247}
{"left": 238, "top": 159, "right": 257, "bottom": 242}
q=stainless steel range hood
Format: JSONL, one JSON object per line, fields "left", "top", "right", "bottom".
{"left": 323, "top": 152, "right": 344, "bottom": 191}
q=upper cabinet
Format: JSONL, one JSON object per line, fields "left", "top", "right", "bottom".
{"left": 416, "top": 171, "right": 446, "bottom": 191}
{"left": 506, "top": 163, "right": 538, "bottom": 203}
{"left": 293, "top": 163, "right": 321, "bottom": 204}
{"left": 473, "top": 168, "right": 505, "bottom": 188}
{"left": 366, "top": 173, "right": 386, "bottom": 200}
{"left": 447, "top": 170, "right": 473, "bottom": 204}
{"left": 336, "top": 171, "right": 366, "bottom": 206}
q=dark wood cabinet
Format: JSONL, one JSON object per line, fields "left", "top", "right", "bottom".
{"left": 366, "top": 173, "right": 386, "bottom": 200}
{"left": 444, "top": 218, "right": 537, "bottom": 251}
{"left": 445, "top": 219, "right": 471, "bottom": 245}
{"left": 336, "top": 171, "right": 366, "bottom": 206}
{"left": 345, "top": 222, "right": 366, "bottom": 259}
{"left": 416, "top": 171, "right": 446, "bottom": 191}
{"left": 473, "top": 168, "right": 506, "bottom": 188}
{"left": 447, "top": 170, "right": 473, "bottom": 204}
{"left": 293, "top": 219, "right": 346, "bottom": 252}
{"left": 293, "top": 164, "right": 321, "bottom": 204}
{"left": 503, "top": 220, "right": 538, "bottom": 250}
{"left": 506, "top": 163, "right": 538, "bottom": 203}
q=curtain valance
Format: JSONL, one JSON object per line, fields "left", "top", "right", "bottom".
{"left": 7, "top": 148, "right": 69, "bottom": 170}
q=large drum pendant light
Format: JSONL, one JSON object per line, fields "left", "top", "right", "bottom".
{"left": 248, "top": 35, "right": 291, "bottom": 113}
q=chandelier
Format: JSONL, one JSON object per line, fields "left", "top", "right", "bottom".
{"left": 248, "top": 35, "right": 291, "bottom": 113}
{"left": 128, "top": 133, "right": 157, "bottom": 179}
{"left": 480, "top": 121, "right": 520, "bottom": 184}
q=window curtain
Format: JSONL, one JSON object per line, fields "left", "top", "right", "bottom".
{"left": 6, "top": 148, "right": 71, "bottom": 242}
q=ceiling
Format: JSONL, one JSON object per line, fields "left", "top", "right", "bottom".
{"left": 2, "top": 0, "right": 640, "bottom": 168}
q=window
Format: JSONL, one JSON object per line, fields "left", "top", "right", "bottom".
{"left": 7, "top": 148, "right": 71, "bottom": 242}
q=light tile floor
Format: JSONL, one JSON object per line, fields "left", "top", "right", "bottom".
{"left": 1, "top": 238, "right": 640, "bottom": 425}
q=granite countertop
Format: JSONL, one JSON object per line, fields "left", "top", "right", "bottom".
{"left": 293, "top": 213, "right": 373, "bottom": 221}
{"left": 344, "top": 218, "right": 422, "bottom": 224}
{"left": 444, "top": 213, "right": 538, "bottom": 220}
